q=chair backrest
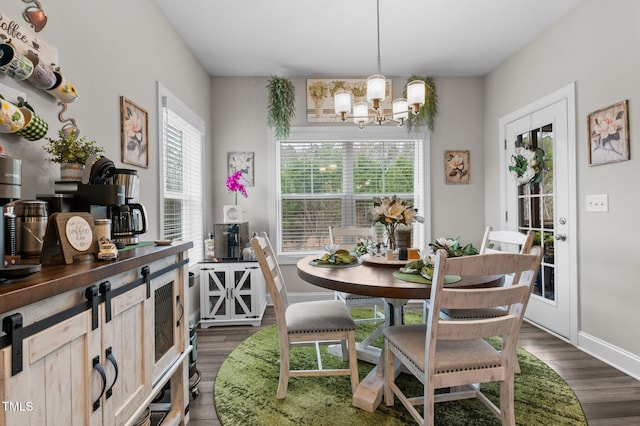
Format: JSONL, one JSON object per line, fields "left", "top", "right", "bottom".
{"left": 329, "top": 226, "right": 373, "bottom": 249}
{"left": 425, "top": 246, "right": 543, "bottom": 380}
{"left": 251, "top": 232, "right": 289, "bottom": 330}
{"left": 479, "top": 226, "right": 535, "bottom": 255}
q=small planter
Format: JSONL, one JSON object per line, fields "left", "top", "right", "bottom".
{"left": 59, "top": 163, "right": 85, "bottom": 181}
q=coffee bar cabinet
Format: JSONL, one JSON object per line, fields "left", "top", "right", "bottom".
{"left": 199, "top": 262, "right": 266, "bottom": 327}
{"left": 0, "top": 242, "right": 193, "bottom": 426}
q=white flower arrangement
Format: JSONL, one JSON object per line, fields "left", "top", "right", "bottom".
{"left": 508, "top": 145, "right": 546, "bottom": 187}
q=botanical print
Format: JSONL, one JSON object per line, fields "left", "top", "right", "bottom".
{"left": 121, "top": 97, "right": 149, "bottom": 168}
{"left": 445, "top": 150, "right": 470, "bottom": 184}
{"left": 306, "top": 78, "right": 392, "bottom": 123}
{"left": 227, "top": 151, "right": 254, "bottom": 187}
{"left": 588, "top": 100, "right": 630, "bottom": 166}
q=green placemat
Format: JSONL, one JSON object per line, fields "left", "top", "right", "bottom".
{"left": 118, "top": 241, "right": 155, "bottom": 251}
{"left": 393, "top": 271, "right": 461, "bottom": 284}
{"left": 309, "top": 259, "right": 361, "bottom": 268}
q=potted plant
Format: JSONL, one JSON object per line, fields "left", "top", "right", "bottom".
{"left": 266, "top": 75, "right": 295, "bottom": 139}
{"left": 404, "top": 75, "right": 438, "bottom": 131}
{"left": 43, "top": 129, "right": 105, "bottom": 180}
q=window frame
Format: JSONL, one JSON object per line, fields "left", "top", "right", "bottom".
{"left": 269, "top": 126, "right": 431, "bottom": 265}
{"left": 157, "top": 82, "right": 206, "bottom": 266}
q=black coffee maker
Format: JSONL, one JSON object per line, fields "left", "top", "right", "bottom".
{"left": 110, "top": 169, "right": 147, "bottom": 246}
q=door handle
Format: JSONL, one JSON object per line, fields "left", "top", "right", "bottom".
{"left": 555, "top": 233, "right": 567, "bottom": 241}
{"left": 105, "top": 347, "right": 119, "bottom": 399}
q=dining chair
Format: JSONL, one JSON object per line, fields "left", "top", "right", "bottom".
{"left": 384, "top": 246, "right": 543, "bottom": 425}
{"left": 330, "top": 226, "right": 386, "bottom": 359}
{"left": 251, "top": 232, "right": 360, "bottom": 399}
{"left": 425, "top": 227, "right": 535, "bottom": 374}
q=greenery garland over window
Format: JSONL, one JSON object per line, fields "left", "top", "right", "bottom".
{"left": 266, "top": 76, "right": 295, "bottom": 139}
{"left": 403, "top": 75, "right": 438, "bottom": 131}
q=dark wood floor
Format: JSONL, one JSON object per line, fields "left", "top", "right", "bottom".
{"left": 187, "top": 306, "right": 640, "bottom": 425}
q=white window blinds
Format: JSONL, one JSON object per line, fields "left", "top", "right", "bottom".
{"left": 277, "top": 139, "right": 423, "bottom": 253}
{"left": 159, "top": 84, "right": 205, "bottom": 265}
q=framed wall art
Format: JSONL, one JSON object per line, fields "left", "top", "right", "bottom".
{"left": 445, "top": 150, "right": 470, "bottom": 184}
{"left": 121, "top": 96, "right": 149, "bottom": 168}
{"left": 228, "top": 151, "right": 254, "bottom": 187}
{"left": 306, "top": 78, "right": 392, "bottom": 123}
{"left": 588, "top": 100, "right": 630, "bottom": 166}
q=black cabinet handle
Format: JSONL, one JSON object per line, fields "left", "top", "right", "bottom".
{"left": 105, "top": 347, "right": 119, "bottom": 399}
{"left": 176, "top": 296, "right": 184, "bottom": 327}
{"left": 92, "top": 356, "right": 107, "bottom": 411}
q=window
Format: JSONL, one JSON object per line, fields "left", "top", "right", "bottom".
{"left": 158, "top": 83, "right": 205, "bottom": 265}
{"left": 273, "top": 128, "right": 426, "bottom": 258}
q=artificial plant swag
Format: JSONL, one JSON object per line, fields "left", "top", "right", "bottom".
{"left": 403, "top": 75, "right": 438, "bottom": 131}
{"left": 266, "top": 75, "right": 295, "bottom": 139}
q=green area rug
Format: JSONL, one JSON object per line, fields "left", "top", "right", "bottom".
{"left": 214, "top": 309, "right": 587, "bottom": 425}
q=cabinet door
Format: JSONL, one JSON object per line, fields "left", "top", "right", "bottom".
{"left": 230, "top": 266, "right": 259, "bottom": 318}
{"left": 152, "top": 268, "right": 184, "bottom": 383}
{"left": 200, "top": 267, "right": 230, "bottom": 319}
{"left": 101, "top": 285, "right": 150, "bottom": 426}
{"left": 0, "top": 311, "right": 102, "bottom": 426}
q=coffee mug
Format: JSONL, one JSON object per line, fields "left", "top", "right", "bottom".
{"left": 46, "top": 69, "right": 79, "bottom": 103}
{"left": 0, "top": 44, "right": 34, "bottom": 81}
{"left": 23, "top": 6, "right": 48, "bottom": 33}
{"left": 0, "top": 97, "right": 25, "bottom": 133}
{"left": 26, "top": 53, "right": 56, "bottom": 90}
{"left": 17, "top": 107, "right": 48, "bottom": 141}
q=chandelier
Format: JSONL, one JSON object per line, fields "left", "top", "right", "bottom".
{"left": 333, "top": 0, "right": 426, "bottom": 129}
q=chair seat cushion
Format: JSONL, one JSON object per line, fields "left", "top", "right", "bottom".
{"left": 336, "top": 292, "right": 384, "bottom": 306}
{"left": 286, "top": 300, "right": 356, "bottom": 334}
{"left": 384, "top": 324, "right": 501, "bottom": 373}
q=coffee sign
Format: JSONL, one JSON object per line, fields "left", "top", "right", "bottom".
{"left": 65, "top": 216, "right": 93, "bottom": 252}
{"left": 0, "top": 11, "right": 58, "bottom": 67}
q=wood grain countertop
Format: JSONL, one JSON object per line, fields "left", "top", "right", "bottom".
{"left": 0, "top": 241, "right": 193, "bottom": 315}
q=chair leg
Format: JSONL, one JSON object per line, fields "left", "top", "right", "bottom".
{"left": 347, "top": 331, "right": 360, "bottom": 394}
{"left": 341, "top": 339, "right": 349, "bottom": 362}
{"left": 277, "top": 346, "right": 290, "bottom": 399}
{"left": 499, "top": 376, "right": 516, "bottom": 426}
{"left": 383, "top": 340, "right": 394, "bottom": 406}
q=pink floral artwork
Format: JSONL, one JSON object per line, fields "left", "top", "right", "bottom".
{"left": 121, "top": 97, "right": 149, "bottom": 168}
{"left": 445, "top": 150, "right": 470, "bottom": 184}
{"left": 588, "top": 100, "right": 630, "bottom": 166}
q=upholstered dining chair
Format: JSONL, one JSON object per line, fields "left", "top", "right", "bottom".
{"left": 330, "top": 225, "right": 385, "bottom": 323}
{"left": 251, "top": 232, "right": 359, "bottom": 399}
{"left": 384, "top": 246, "right": 543, "bottom": 425}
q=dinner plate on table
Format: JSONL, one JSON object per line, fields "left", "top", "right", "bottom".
{"left": 392, "top": 271, "right": 461, "bottom": 284}
{"left": 308, "top": 258, "right": 361, "bottom": 268}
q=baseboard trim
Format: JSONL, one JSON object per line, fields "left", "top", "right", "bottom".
{"left": 578, "top": 331, "right": 640, "bottom": 381}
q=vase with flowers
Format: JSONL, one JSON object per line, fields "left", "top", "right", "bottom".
{"left": 370, "top": 195, "right": 423, "bottom": 250}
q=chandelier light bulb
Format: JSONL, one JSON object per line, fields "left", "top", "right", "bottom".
{"left": 392, "top": 98, "right": 409, "bottom": 126}
{"left": 407, "top": 80, "right": 426, "bottom": 114}
{"left": 366, "top": 74, "right": 386, "bottom": 110}
{"left": 334, "top": 90, "right": 352, "bottom": 121}
{"left": 353, "top": 102, "right": 369, "bottom": 128}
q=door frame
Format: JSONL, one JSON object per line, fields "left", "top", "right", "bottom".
{"left": 498, "top": 82, "right": 578, "bottom": 344}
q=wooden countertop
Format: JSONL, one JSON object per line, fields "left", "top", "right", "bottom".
{"left": 0, "top": 241, "right": 193, "bottom": 315}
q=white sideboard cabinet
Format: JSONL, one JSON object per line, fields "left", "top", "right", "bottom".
{"left": 199, "top": 262, "right": 266, "bottom": 327}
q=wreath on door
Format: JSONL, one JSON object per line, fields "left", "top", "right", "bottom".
{"left": 508, "top": 141, "right": 547, "bottom": 188}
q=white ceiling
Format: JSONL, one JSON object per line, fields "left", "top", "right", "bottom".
{"left": 155, "top": 0, "right": 582, "bottom": 78}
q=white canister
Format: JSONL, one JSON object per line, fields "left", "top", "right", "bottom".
{"left": 94, "top": 218, "right": 111, "bottom": 242}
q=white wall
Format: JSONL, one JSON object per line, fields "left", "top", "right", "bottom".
{"left": 484, "top": 0, "right": 640, "bottom": 370}
{"left": 209, "top": 76, "right": 485, "bottom": 294}
{"left": 0, "top": 0, "right": 211, "bottom": 242}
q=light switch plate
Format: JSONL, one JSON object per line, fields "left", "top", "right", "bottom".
{"left": 586, "top": 194, "right": 608, "bottom": 212}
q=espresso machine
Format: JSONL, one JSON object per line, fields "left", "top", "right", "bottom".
{"left": 110, "top": 169, "right": 147, "bottom": 247}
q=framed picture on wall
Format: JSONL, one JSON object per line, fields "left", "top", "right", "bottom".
{"left": 588, "top": 100, "right": 630, "bottom": 166}
{"left": 444, "top": 150, "right": 470, "bottom": 184}
{"left": 228, "top": 151, "right": 254, "bottom": 187}
{"left": 120, "top": 96, "right": 149, "bottom": 168}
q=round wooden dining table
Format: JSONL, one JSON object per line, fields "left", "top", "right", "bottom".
{"left": 296, "top": 254, "right": 504, "bottom": 413}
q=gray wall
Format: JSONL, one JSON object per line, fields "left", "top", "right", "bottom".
{"left": 0, "top": 0, "right": 210, "bottom": 318}
{"left": 484, "top": 0, "right": 640, "bottom": 362}
{"left": 209, "top": 76, "right": 486, "bottom": 293}
{"left": 1, "top": 0, "right": 211, "bottom": 242}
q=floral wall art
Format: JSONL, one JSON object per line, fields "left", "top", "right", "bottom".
{"left": 227, "top": 151, "right": 254, "bottom": 187}
{"left": 444, "top": 150, "right": 470, "bottom": 184}
{"left": 120, "top": 96, "right": 149, "bottom": 168}
{"left": 306, "top": 78, "right": 392, "bottom": 123}
{"left": 588, "top": 100, "right": 630, "bottom": 166}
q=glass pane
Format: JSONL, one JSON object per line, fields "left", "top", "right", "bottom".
{"left": 542, "top": 196, "right": 554, "bottom": 229}
{"left": 281, "top": 198, "right": 341, "bottom": 250}
{"left": 518, "top": 197, "right": 530, "bottom": 228}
